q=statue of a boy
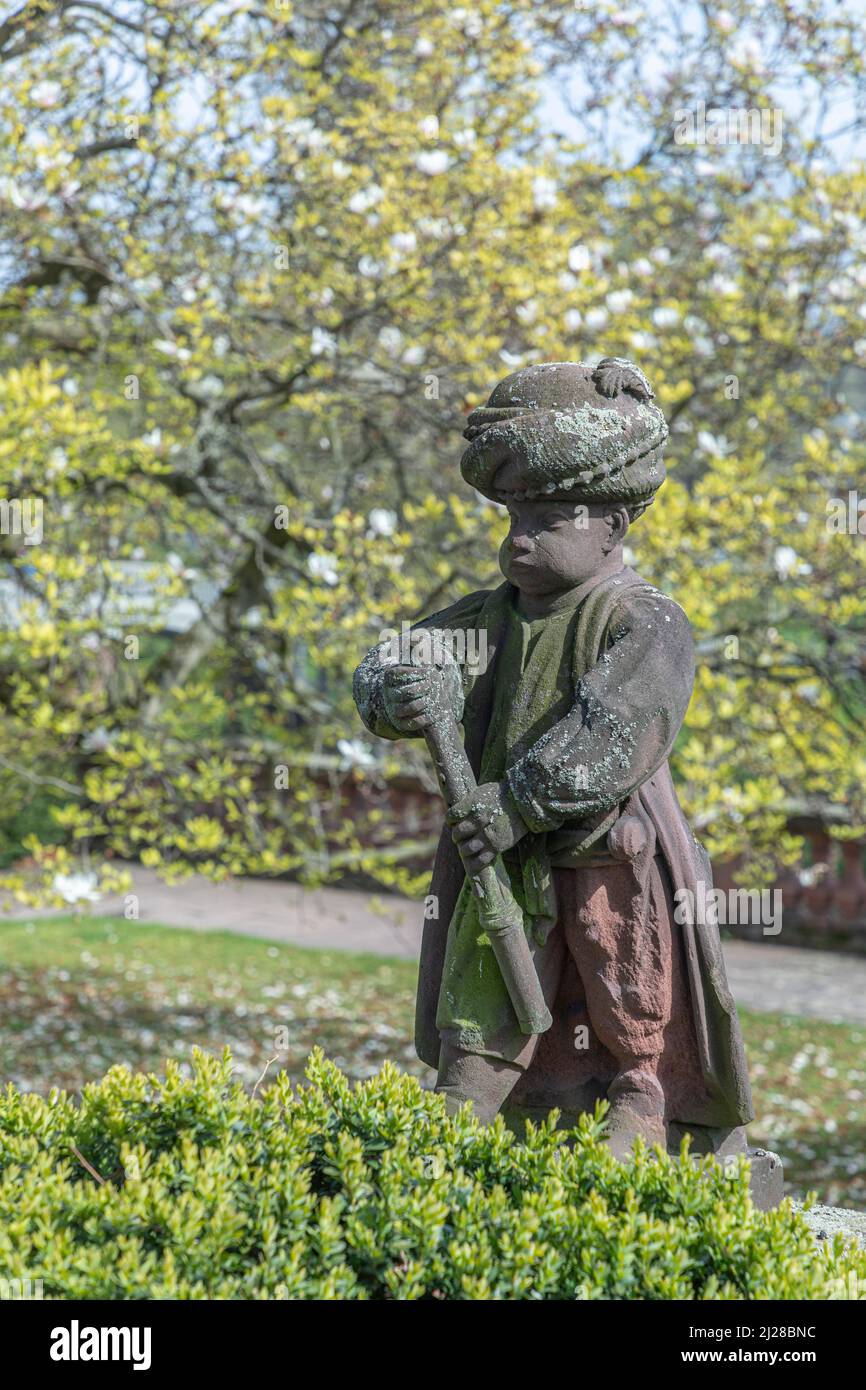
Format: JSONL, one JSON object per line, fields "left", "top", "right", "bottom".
{"left": 353, "top": 358, "right": 754, "bottom": 1160}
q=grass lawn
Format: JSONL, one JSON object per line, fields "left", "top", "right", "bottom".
{"left": 1, "top": 914, "right": 864, "bottom": 1210}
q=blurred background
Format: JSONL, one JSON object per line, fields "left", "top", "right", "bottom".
{"left": 1, "top": 0, "right": 865, "bottom": 1207}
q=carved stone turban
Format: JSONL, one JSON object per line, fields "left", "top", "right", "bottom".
{"left": 460, "top": 358, "right": 668, "bottom": 519}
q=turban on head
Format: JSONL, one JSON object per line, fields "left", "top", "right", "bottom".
{"left": 460, "top": 358, "right": 668, "bottom": 519}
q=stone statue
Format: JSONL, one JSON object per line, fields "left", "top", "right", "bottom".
{"left": 353, "top": 358, "right": 779, "bottom": 1200}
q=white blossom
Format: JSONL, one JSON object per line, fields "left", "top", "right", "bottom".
{"left": 499, "top": 349, "right": 527, "bottom": 369}
{"left": 337, "top": 738, "right": 378, "bottom": 770}
{"left": 389, "top": 230, "right": 417, "bottom": 256}
{"left": 377, "top": 326, "right": 403, "bottom": 353}
{"left": 310, "top": 326, "right": 337, "bottom": 357}
{"left": 234, "top": 194, "right": 265, "bottom": 221}
{"left": 414, "top": 150, "right": 451, "bottom": 176}
{"left": 348, "top": 184, "right": 383, "bottom": 214}
{"left": 52, "top": 872, "right": 101, "bottom": 905}
{"left": 286, "top": 117, "right": 326, "bottom": 150}
{"left": 606, "top": 289, "right": 633, "bottom": 313}
{"left": 308, "top": 552, "right": 339, "bottom": 585}
{"left": 730, "top": 35, "right": 765, "bottom": 72}
{"left": 711, "top": 273, "right": 740, "bottom": 297}
{"left": 3, "top": 178, "right": 44, "bottom": 212}
{"left": 532, "top": 175, "right": 558, "bottom": 211}
{"left": 416, "top": 216, "right": 449, "bottom": 239}
{"left": 697, "top": 430, "right": 729, "bottom": 456}
{"left": 197, "top": 374, "right": 224, "bottom": 396}
{"left": 31, "top": 81, "right": 62, "bottom": 108}
{"left": 450, "top": 8, "right": 484, "bottom": 38}
{"left": 368, "top": 508, "right": 397, "bottom": 536}
{"left": 774, "top": 546, "right": 798, "bottom": 578}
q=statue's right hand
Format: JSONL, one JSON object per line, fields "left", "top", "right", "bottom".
{"left": 381, "top": 663, "right": 444, "bottom": 733}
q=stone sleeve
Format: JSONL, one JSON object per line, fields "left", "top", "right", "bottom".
{"left": 352, "top": 588, "right": 492, "bottom": 742}
{"left": 505, "top": 590, "right": 695, "bottom": 832}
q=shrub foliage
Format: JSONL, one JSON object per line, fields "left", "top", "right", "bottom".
{"left": 0, "top": 1049, "right": 862, "bottom": 1300}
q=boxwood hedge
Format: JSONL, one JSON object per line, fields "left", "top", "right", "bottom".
{"left": 0, "top": 1048, "right": 862, "bottom": 1300}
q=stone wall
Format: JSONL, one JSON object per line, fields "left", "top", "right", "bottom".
{"left": 715, "top": 819, "right": 866, "bottom": 953}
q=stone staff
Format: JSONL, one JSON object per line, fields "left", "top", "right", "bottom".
{"left": 423, "top": 713, "right": 552, "bottom": 1037}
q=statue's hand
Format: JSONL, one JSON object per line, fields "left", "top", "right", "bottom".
{"left": 447, "top": 781, "right": 528, "bottom": 876}
{"left": 381, "top": 663, "right": 452, "bottom": 734}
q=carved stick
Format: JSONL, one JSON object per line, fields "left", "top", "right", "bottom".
{"left": 423, "top": 717, "right": 552, "bottom": 1037}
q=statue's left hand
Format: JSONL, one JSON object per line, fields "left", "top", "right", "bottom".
{"left": 446, "top": 781, "right": 527, "bottom": 876}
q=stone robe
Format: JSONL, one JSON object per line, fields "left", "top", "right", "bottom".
{"left": 354, "top": 566, "right": 754, "bottom": 1132}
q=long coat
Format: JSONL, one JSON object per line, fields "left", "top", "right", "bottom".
{"left": 354, "top": 567, "right": 754, "bottom": 1130}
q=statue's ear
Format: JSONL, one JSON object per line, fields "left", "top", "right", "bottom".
{"left": 603, "top": 505, "right": 630, "bottom": 549}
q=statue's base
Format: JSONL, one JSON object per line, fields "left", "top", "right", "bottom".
{"left": 503, "top": 1104, "right": 784, "bottom": 1209}
{"left": 667, "top": 1123, "right": 785, "bottom": 1210}
{"left": 741, "top": 1148, "right": 785, "bottom": 1210}
{"left": 694, "top": 1147, "right": 784, "bottom": 1211}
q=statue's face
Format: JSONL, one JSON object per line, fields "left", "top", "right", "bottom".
{"left": 498, "top": 496, "right": 625, "bottom": 596}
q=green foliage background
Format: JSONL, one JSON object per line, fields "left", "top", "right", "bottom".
{"left": 0, "top": 1, "right": 865, "bottom": 899}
